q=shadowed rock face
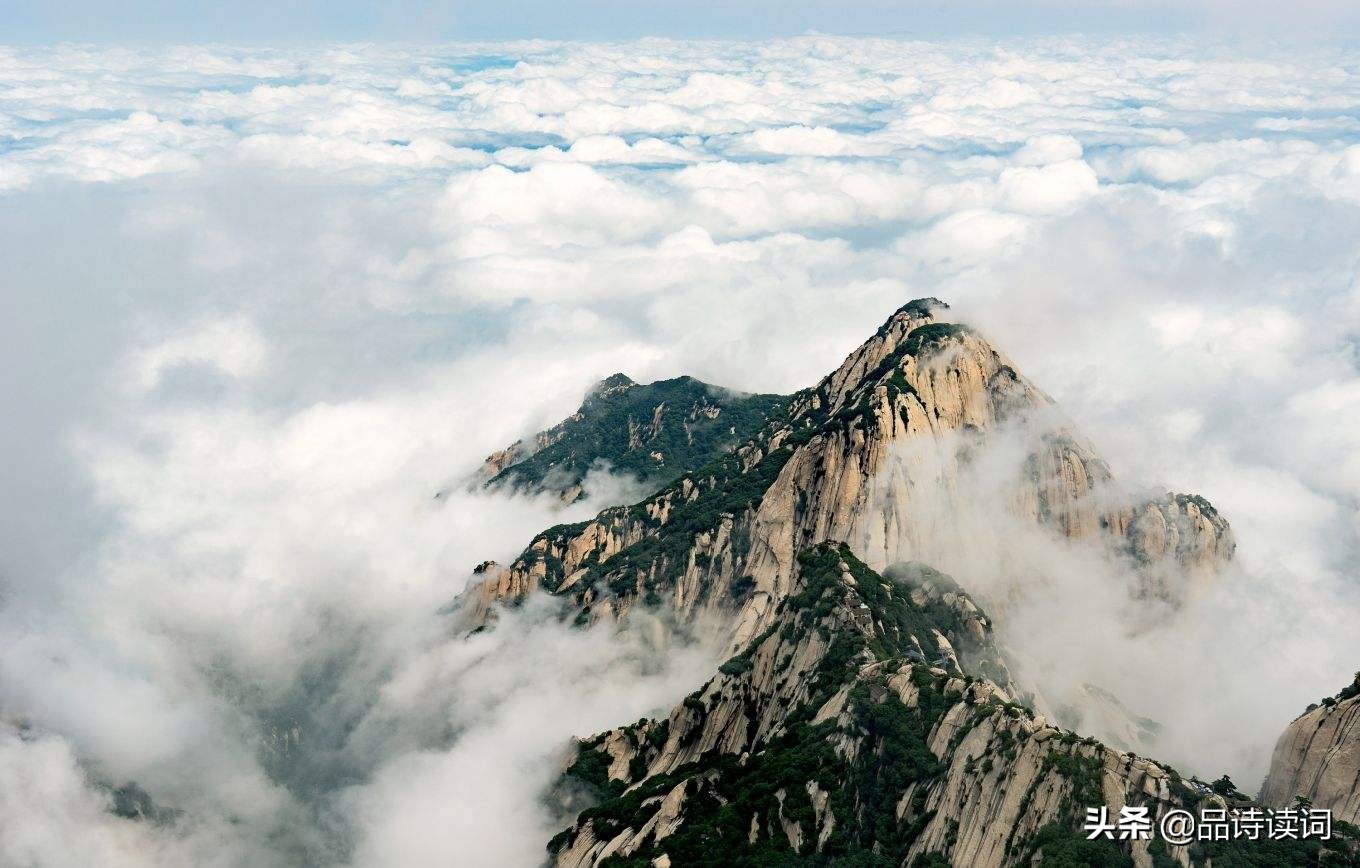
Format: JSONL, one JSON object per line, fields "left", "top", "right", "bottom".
{"left": 463, "top": 298, "right": 1233, "bottom": 632}
{"left": 1261, "top": 674, "right": 1360, "bottom": 823}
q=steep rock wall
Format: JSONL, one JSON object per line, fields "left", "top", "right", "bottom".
{"left": 1260, "top": 674, "right": 1360, "bottom": 823}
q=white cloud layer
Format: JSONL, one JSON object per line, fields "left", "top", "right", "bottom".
{"left": 2, "top": 33, "right": 1360, "bottom": 866}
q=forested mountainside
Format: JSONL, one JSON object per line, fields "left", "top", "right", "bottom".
{"left": 479, "top": 373, "right": 787, "bottom": 504}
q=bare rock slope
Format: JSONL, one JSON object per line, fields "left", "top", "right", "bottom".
{"left": 455, "top": 299, "right": 1360, "bottom": 867}
{"left": 1261, "top": 674, "right": 1360, "bottom": 824}
{"left": 547, "top": 545, "right": 1345, "bottom": 867}
{"left": 465, "top": 299, "right": 1233, "bottom": 632}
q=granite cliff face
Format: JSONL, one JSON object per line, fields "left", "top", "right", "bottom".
{"left": 545, "top": 546, "right": 1304, "bottom": 868}
{"left": 451, "top": 299, "right": 1360, "bottom": 867}
{"left": 1261, "top": 674, "right": 1360, "bottom": 824}
{"left": 464, "top": 299, "right": 1233, "bottom": 633}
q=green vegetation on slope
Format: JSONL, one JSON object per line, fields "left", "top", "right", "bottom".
{"left": 548, "top": 545, "right": 1360, "bottom": 867}
{"left": 550, "top": 545, "right": 997, "bottom": 865}
{"left": 488, "top": 374, "right": 788, "bottom": 497}
{"left": 499, "top": 306, "right": 1002, "bottom": 619}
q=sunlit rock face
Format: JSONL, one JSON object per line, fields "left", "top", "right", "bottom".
{"left": 463, "top": 297, "right": 1233, "bottom": 636}
{"left": 545, "top": 546, "right": 1207, "bottom": 868}
{"left": 1260, "top": 674, "right": 1360, "bottom": 824}
{"left": 450, "top": 304, "right": 1360, "bottom": 866}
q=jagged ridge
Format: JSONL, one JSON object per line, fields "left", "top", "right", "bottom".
{"left": 547, "top": 545, "right": 1359, "bottom": 868}
{"left": 465, "top": 298, "right": 1233, "bottom": 636}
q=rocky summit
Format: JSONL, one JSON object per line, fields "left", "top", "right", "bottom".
{"left": 466, "top": 298, "right": 1232, "bottom": 631}
{"left": 463, "top": 299, "right": 1360, "bottom": 866}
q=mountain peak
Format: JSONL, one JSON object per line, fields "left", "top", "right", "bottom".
{"left": 815, "top": 297, "right": 968, "bottom": 415}
{"left": 448, "top": 298, "right": 1333, "bottom": 868}
{"left": 872, "top": 296, "right": 950, "bottom": 344}
{"left": 466, "top": 293, "right": 1233, "bottom": 628}
{"left": 589, "top": 372, "right": 635, "bottom": 396}
{"left": 895, "top": 295, "right": 951, "bottom": 320}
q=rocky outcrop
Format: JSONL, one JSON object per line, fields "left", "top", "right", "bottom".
{"left": 1124, "top": 493, "right": 1235, "bottom": 597}
{"left": 462, "top": 299, "right": 1233, "bottom": 642}
{"left": 478, "top": 442, "right": 527, "bottom": 481}
{"left": 544, "top": 545, "right": 1359, "bottom": 867}
{"left": 545, "top": 545, "right": 1232, "bottom": 868}
{"left": 1260, "top": 673, "right": 1360, "bottom": 823}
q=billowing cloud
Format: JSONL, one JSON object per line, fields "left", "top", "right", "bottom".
{"left": 1, "top": 32, "right": 1359, "bottom": 866}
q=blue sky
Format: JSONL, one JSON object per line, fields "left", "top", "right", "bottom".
{"left": 5, "top": 0, "right": 1360, "bottom": 42}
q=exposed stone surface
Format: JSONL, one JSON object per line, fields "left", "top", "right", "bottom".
{"left": 1261, "top": 673, "right": 1360, "bottom": 823}
{"left": 1124, "top": 493, "right": 1236, "bottom": 597}
{"left": 478, "top": 442, "right": 526, "bottom": 481}
{"left": 1051, "top": 683, "right": 1163, "bottom": 757}
{"left": 547, "top": 545, "right": 1209, "bottom": 868}
{"left": 462, "top": 299, "right": 1233, "bottom": 641}
{"left": 445, "top": 300, "right": 1360, "bottom": 867}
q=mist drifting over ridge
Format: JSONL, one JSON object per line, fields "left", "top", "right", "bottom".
{"left": 2, "top": 33, "right": 1360, "bottom": 865}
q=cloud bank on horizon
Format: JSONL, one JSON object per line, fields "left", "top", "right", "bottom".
{"left": 2, "top": 33, "right": 1359, "bottom": 866}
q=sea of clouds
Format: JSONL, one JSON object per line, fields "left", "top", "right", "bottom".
{"left": 2, "top": 35, "right": 1360, "bottom": 866}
